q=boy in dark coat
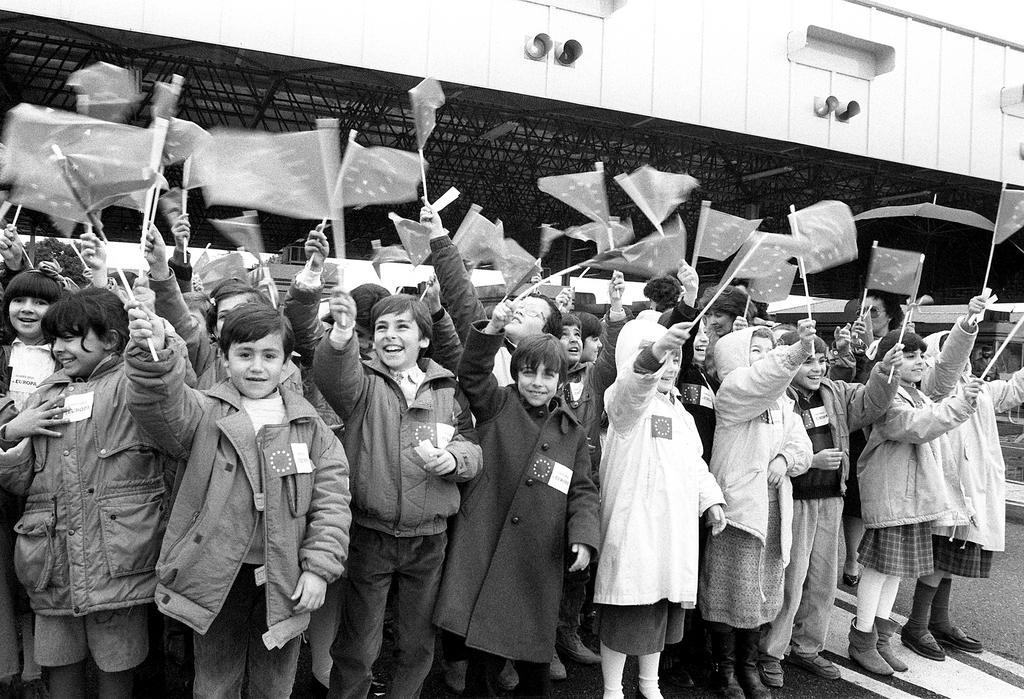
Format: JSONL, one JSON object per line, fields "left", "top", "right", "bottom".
{"left": 434, "top": 300, "right": 600, "bottom": 698}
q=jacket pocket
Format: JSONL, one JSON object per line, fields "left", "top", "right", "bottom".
{"left": 13, "top": 507, "right": 59, "bottom": 592}
{"left": 97, "top": 483, "right": 165, "bottom": 578}
{"left": 286, "top": 474, "right": 313, "bottom": 518}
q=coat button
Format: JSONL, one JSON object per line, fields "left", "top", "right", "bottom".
{"left": 99, "top": 449, "right": 107, "bottom": 455}
{"left": 68, "top": 529, "right": 75, "bottom": 536}
{"left": 73, "top": 606, "right": 80, "bottom": 614}
{"left": 541, "top": 443, "right": 549, "bottom": 451}
{"left": 87, "top": 488, "right": 94, "bottom": 494}
{"left": 511, "top": 516, "right": 520, "bottom": 525}
{"left": 109, "top": 514, "right": 117, "bottom": 521}
{"left": 63, "top": 450, "right": 70, "bottom": 456}
{"left": 526, "top": 479, "right": 534, "bottom": 486}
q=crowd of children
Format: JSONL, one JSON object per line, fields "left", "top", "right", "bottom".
{"left": 0, "top": 198, "right": 1016, "bottom": 699}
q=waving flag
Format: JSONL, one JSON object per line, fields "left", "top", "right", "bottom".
{"left": 788, "top": 200, "right": 858, "bottom": 274}
{"left": 583, "top": 231, "right": 687, "bottom": 278}
{"left": 211, "top": 210, "right": 263, "bottom": 255}
{"left": 66, "top": 62, "right": 141, "bottom": 123}
{"left": 723, "top": 232, "right": 807, "bottom": 281}
{"left": 499, "top": 235, "right": 541, "bottom": 295}
{"left": 613, "top": 166, "right": 698, "bottom": 228}
{"left": 409, "top": 77, "right": 445, "bottom": 151}
{"left": 164, "top": 119, "right": 210, "bottom": 169}
{"left": 452, "top": 203, "right": 503, "bottom": 267}
{"left": 538, "top": 223, "right": 563, "bottom": 259}
{"left": 692, "top": 202, "right": 762, "bottom": 261}
{"left": 866, "top": 244, "right": 924, "bottom": 298}
{"left": 749, "top": 263, "right": 798, "bottom": 303}
{"left": 994, "top": 188, "right": 1024, "bottom": 244}
{"left": 194, "top": 128, "right": 332, "bottom": 220}
{"left": 564, "top": 217, "right": 634, "bottom": 253}
{"left": 388, "top": 212, "right": 432, "bottom": 266}
{"left": 538, "top": 169, "right": 610, "bottom": 226}
{"left": 370, "top": 240, "right": 413, "bottom": 280}
{"left": 195, "top": 251, "right": 248, "bottom": 290}
{"left": 334, "top": 137, "right": 422, "bottom": 209}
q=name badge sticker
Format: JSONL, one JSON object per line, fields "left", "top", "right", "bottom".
{"left": 808, "top": 406, "right": 830, "bottom": 428}
{"left": 254, "top": 565, "right": 267, "bottom": 586}
{"left": 62, "top": 392, "right": 94, "bottom": 422}
{"left": 435, "top": 423, "right": 455, "bottom": 449}
{"left": 548, "top": 462, "right": 573, "bottom": 495}
{"left": 290, "top": 443, "right": 313, "bottom": 474}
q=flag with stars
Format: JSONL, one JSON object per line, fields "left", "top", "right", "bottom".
{"left": 866, "top": 245, "right": 924, "bottom": 298}
{"left": 250, "top": 262, "right": 279, "bottom": 308}
{"left": 267, "top": 446, "right": 297, "bottom": 477}
{"left": 994, "top": 188, "right": 1024, "bottom": 244}
{"left": 499, "top": 233, "right": 541, "bottom": 295}
{"left": 409, "top": 77, "right": 445, "bottom": 151}
{"left": 211, "top": 210, "right": 263, "bottom": 255}
{"left": 564, "top": 216, "right": 635, "bottom": 253}
{"left": 150, "top": 79, "right": 181, "bottom": 122}
{"left": 453, "top": 203, "right": 503, "bottom": 267}
{"left": 582, "top": 230, "right": 685, "bottom": 278}
{"left": 195, "top": 251, "right": 249, "bottom": 290}
{"left": 651, "top": 415, "right": 673, "bottom": 440}
{"left": 529, "top": 456, "right": 555, "bottom": 482}
{"left": 614, "top": 165, "right": 698, "bottom": 228}
{"left": 334, "top": 138, "right": 422, "bottom": 210}
{"left": 164, "top": 118, "right": 210, "bottom": 168}
{"left": 788, "top": 200, "right": 858, "bottom": 275}
{"left": 749, "top": 263, "right": 798, "bottom": 303}
{"left": 413, "top": 423, "right": 438, "bottom": 448}
{"left": 2, "top": 104, "right": 159, "bottom": 223}
{"left": 538, "top": 169, "right": 610, "bottom": 227}
{"left": 370, "top": 240, "right": 412, "bottom": 280}
{"left": 388, "top": 212, "right": 432, "bottom": 267}
{"left": 722, "top": 232, "right": 807, "bottom": 282}
{"left": 538, "top": 223, "right": 564, "bottom": 259}
{"left": 65, "top": 62, "right": 142, "bottom": 123}
{"left": 692, "top": 204, "right": 762, "bottom": 261}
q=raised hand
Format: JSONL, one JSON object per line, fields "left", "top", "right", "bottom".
{"left": 143, "top": 223, "right": 170, "bottom": 278}
{"left": 328, "top": 289, "right": 357, "bottom": 345}
{"left": 305, "top": 225, "right": 329, "bottom": 266}
{"left": 421, "top": 275, "right": 442, "bottom": 315}
{"left": 485, "top": 299, "right": 514, "bottom": 334}
{"left": 797, "top": 318, "right": 817, "bottom": 350}
{"left": 676, "top": 262, "right": 699, "bottom": 306}
{"left": 0, "top": 224, "right": 25, "bottom": 269}
{"left": 420, "top": 204, "right": 446, "bottom": 239}
{"left": 877, "top": 341, "right": 904, "bottom": 378}
{"left": 171, "top": 214, "right": 190, "bottom": 253}
{"left": 127, "top": 303, "right": 167, "bottom": 351}
{"left": 651, "top": 321, "right": 692, "bottom": 361}
{"left": 554, "top": 287, "right": 574, "bottom": 315}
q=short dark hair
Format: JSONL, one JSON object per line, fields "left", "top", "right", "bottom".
{"left": 510, "top": 334, "right": 569, "bottom": 384}
{"left": 350, "top": 283, "right": 392, "bottom": 330}
{"left": 207, "top": 278, "right": 269, "bottom": 334}
{"left": 42, "top": 287, "right": 129, "bottom": 353}
{"left": 877, "top": 328, "right": 926, "bottom": 358}
{"left": 218, "top": 305, "right": 295, "bottom": 357}
{"left": 866, "top": 290, "right": 905, "bottom": 329}
{"left": 531, "top": 294, "right": 563, "bottom": 337}
{"left": 369, "top": 295, "right": 432, "bottom": 347}
{"left": 1, "top": 269, "right": 68, "bottom": 342}
{"left": 643, "top": 276, "right": 682, "bottom": 312}
{"left": 561, "top": 314, "right": 581, "bottom": 332}
{"left": 575, "top": 311, "right": 603, "bottom": 341}
{"left": 779, "top": 330, "right": 828, "bottom": 356}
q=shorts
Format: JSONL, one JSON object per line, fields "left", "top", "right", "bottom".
{"left": 35, "top": 605, "right": 149, "bottom": 672}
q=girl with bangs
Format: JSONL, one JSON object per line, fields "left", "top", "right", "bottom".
{"left": 0, "top": 269, "right": 68, "bottom": 411}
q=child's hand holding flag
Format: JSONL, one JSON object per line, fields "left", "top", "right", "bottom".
{"left": 127, "top": 303, "right": 168, "bottom": 352}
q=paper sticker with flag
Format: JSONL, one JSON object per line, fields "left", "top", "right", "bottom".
{"left": 211, "top": 211, "right": 263, "bottom": 255}
{"left": 65, "top": 62, "right": 141, "bottom": 123}
{"left": 788, "top": 200, "right": 858, "bottom": 274}
{"left": 194, "top": 128, "right": 332, "bottom": 220}
{"left": 749, "top": 263, "right": 798, "bottom": 303}
{"left": 995, "top": 188, "right": 1024, "bottom": 244}
{"left": 538, "top": 170, "right": 610, "bottom": 226}
{"left": 692, "top": 203, "right": 762, "bottom": 261}
{"left": 613, "top": 166, "right": 698, "bottom": 229}
{"left": 453, "top": 204, "right": 503, "bottom": 267}
{"left": 334, "top": 137, "right": 422, "bottom": 209}
{"left": 409, "top": 77, "right": 445, "bottom": 151}
{"left": 866, "top": 245, "right": 924, "bottom": 298}
{"left": 388, "top": 213, "right": 432, "bottom": 267}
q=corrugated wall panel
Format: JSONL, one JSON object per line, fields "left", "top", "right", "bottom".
{"left": 903, "top": 20, "right": 942, "bottom": 168}
{"left": 650, "top": 0, "right": 702, "bottom": 124}
{"left": 745, "top": 0, "right": 791, "bottom": 141}
{"left": 970, "top": 38, "right": 1005, "bottom": 181}
{"left": 700, "top": 0, "right": 748, "bottom": 132}
{"left": 488, "top": 0, "right": 549, "bottom": 99}
{"left": 1003, "top": 48, "right": 1024, "bottom": 185}
{"left": 362, "top": 0, "right": 430, "bottom": 78}
{"left": 937, "top": 29, "right": 974, "bottom": 174}
{"left": 600, "top": 0, "right": 654, "bottom": 114}
{"left": 866, "top": 9, "right": 907, "bottom": 163}
{"left": 427, "top": 0, "right": 493, "bottom": 87}
{"left": 293, "top": 0, "right": 365, "bottom": 67}
{"left": 547, "top": 7, "right": 603, "bottom": 105}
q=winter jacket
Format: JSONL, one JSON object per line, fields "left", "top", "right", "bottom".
{"left": 434, "top": 324, "right": 600, "bottom": 663}
{"left": 0, "top": 355, "right": 177, "bottom": 617}
{"left": 125, "top": 337, "right": 351, "bottom": 648}
{"left": 429, "top": 235, "right": 487, "bottom": 345}
{"left": 312, "top": 329, "right": 481, "bottom": 538}
{"left": 595, "top": 319, "right": 723, "bottom": 608}
{"left": 711, "top": 328, "right": 812, "bottom": 565}
{"left": 924, "top": 322, "right": 1020, "bottom": 551}
{"left": 660, "top": 300, "right": 717, "bottom": 462}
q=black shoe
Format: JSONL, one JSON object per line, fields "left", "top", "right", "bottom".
{"left": 661, "top": 664, "right": 695, "bottom": 689}
{"left": 735, "top": 629, "right": 772, "bottom": 699}
{"left": 709, "top": 627, "right": 744, "bottom": 699}
{"left": 842, "top": 571, "right": 860, "bottom": 587}
{"left": 900, "top": 627, "right": 945, "bottom": 661}
{"left": 930, "top": 625, "right": 983, "bottom": 653}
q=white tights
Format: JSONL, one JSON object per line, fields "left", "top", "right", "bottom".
{"left": 855, "top": 566, "right": 901, "bottom": 631}
{"left": 600, "top": 643, "right": 663, "bottom": 699}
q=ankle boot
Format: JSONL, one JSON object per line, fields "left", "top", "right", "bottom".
{"left": 848, "top": 622, "right": 894, "bottom": 676}
{"left": 875, "top": 617, "right": 908, "bottom": 672}
{"left": 735, "top": 628, "right": 771, "bottom": 699}
{"left": 708, "top": 626, "right": 744, "bottom": 699}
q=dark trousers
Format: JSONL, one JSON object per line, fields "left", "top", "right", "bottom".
{"left": 556, "top": 564, "right": 590, "bottom": 638}
{"left": 193, "top": 564, "right": 301, "bottom": 699}
{"left": 328, "top": 524, "right": 446, "bottom": 699}
{"left": 464, "top": 645, "right": 550, "bottom": 698}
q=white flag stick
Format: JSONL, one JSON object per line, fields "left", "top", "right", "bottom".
{"left": 513, "top": 263, "right": 584, "bottom": 304}
{"left": 980, "top": 312, "right": 1024, "bottom": 380}
{"left": 11, "top": 205, "right": 22, "bottom": 227}
{"left": 691, "top": 200, "right": 711, "bottom": 268}
{"left": 980, "top": 182, "right": 1006, "bottom": 297}
{"left": 113, "top": 263, "right": 159, "bottom": 362}
{"left": 887, "top": 305, "right": 915, "bottom": 382}
{"left": 431, "top": 186, "right": 460, "bottom": 213}
{"left": 789, "top": 205, "right": 813, "bottom": 320}
{"left": 688, "top": 235, "right": 766, "bottom": 328}
{"left": 418, "top": 148, "right": 429, "bottom": 204}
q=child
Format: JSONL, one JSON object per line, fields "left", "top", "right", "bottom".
{"left": 848, "top": 328, "right": 982, "bottom": 676}
{"left": 0, "top": 269, "right": 65, "bottom": 413}
{"left": 595, "top": 316, "right": 725, "bottom": 699}
{"left": 125, "top": 302, "right": 351, "bottom": 697}
{"left": 701, "top": 322, "right": 815, "bottom": 699}
{"left": 311, "top": 291, "right": 481, "bottom": 699}
{"left": 758, "top": 330, "right": 901, "bottom": 687}
{"left": 0, "top": 288, "right": 173, "bottom": 699}
{"left": 434, "top": 301, "right": 599, "bottom": 698}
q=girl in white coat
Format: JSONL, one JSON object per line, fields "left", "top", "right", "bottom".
{"left": 595, "top": 317, "right": 725, "bottom": 699}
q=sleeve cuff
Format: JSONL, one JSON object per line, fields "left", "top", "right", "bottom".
{"left": 633, "top": 346, "right": 663, "bottom": 374}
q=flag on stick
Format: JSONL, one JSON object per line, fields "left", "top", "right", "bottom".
{"left": 788, "top": 200, "right": 858, "bottom": 274}
{"left": 722, "top": 232, "right": 807, "bottom": 281}
{"left": 613, "top": 165, "right": 698, "bottom": 232}
{"left": 691, "top": 201, "right": 762, "bottom": 264}
{"left": 409, "top": 77, "right": 445, "bottom": 152}
{"left": 195, "top": 251, "right": 248, "bottom": 291}
{"left": 66, "top": 62, "right": 141, "bottom": 123}
{"left": 749, "top": 263, "right": 798, "bottom": 303}
{"left": 370, "top": 240, "right": 413, "bottom": 280}
{"left": 334, "top": 134, "right": 423, "bottom": 209}
{"left": 866, "top": 243, "right": 924, "bottom": 299}
{"left": 563, "top": 217, "right": 634, "bottom": 253}
{"left": 388, "top": 212, "right": 432, "bottom": 267}
{"left": 538, "top": 168, "right": 610, "bottom": 228}
{"left": 316, "top": 118, "right": 344, "bottom": 262}
{"left": 211, "top": 211, "right": 263, "bottom": 256}
{"left": 452, "top": 204, "right": 503, "bottom": 267}
{"left": 582, "top": 229, "right": 687, "bottom": 278}
{"left": 994, "top": 187, "right": 1024, "bottom": 244}
{"left": 499, "top": 235, "right": 542, "bottom": 296}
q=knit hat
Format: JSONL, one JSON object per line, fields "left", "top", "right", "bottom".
{"left": 350, "top": 283, "right": 391, "bottom": 330}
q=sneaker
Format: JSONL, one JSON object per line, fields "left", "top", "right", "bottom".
{"left": 757, "top": 657, "right": 784, "bottom": 688}
{"left": 550, "top": 651, "right": 568, "bottom": 681}
{"left": 786, "top": 653, "right": 841, "bottom": 680}
{"left": 498, "top": 660, "right": 519, "bottom": 691}
{"left": 443, "top": 660, "right": 468, "bottom": 695}
{"left": 556, "top": 630, "right": 602, "bottom": 665}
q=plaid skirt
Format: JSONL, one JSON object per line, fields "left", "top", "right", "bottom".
{"left": 933, "top": 536, "right": 994, "bottom": 578}
{"left": 858, "top": 522, "right": 933, "bottom": 578}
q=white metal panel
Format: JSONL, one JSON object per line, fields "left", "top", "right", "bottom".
{"left": 970, "top": 39, "right": 1005, "bottom": 181}
{"left": 600, "top": 0, "right": 654, "bottom": 114}
{"left": 0, "top": 0, "right": 62, "bottom": 16}
{"left": 936, "top": 29, "right": 973, "bottom": 174}
{"left": 831, "top": 0, "right": 871, "bottom": 37}
{"left": 903, "top": 20, "right": 941, "bottom": 168}
{"left": 701, "top": 0, "right": 748, "bottom": 132}
{"left": 58, "top": 0, "right": 142, "bottom": 31}
{"left": 220, "top": 0, "right": 295, "bottom": 55}
{"left": 362, "top": 0, "right": 430, "bottom": 77}
{"left": 745, "top": 0, "right": 791, "bottom": 141}
{"left": 792, "top": 0, "right": 832, "bottom": 30}
{"left": 293, "top": 0, "right": 365, "bottom": 67}
{"left": 142, "top": 0, "right": 223, "bottom": 45}
{"left": 651, "top": 0, "right": 702, "bottom": 123}
{"left": 1003, "top": 48, "right": 1024, "bottom": 185}
{"left": 488, "top": 0, "right": 549, "bottom": 98}
{"left": 547, "top": 8, "right": 603, "bottom": 106}
{"left": 866, "top": 9, "right": 906, "bottom": 162}
{"left": 427, "top": 0, "right": 493, "bottom": 87}
{"left": 828, "top": 73, "right": 869, "bottom": 154}
{"left": 788, "top": 64, "right": 831, "bottom": 146}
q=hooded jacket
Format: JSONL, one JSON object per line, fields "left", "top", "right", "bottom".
{"left": 125, "top": 337, "right": 351, "bottom": 648}
{"left": 594, "top": 318, "right": 723, "bottom": 607}
{"left": 711, "top": 327, "right": 812, "bottom": 565}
